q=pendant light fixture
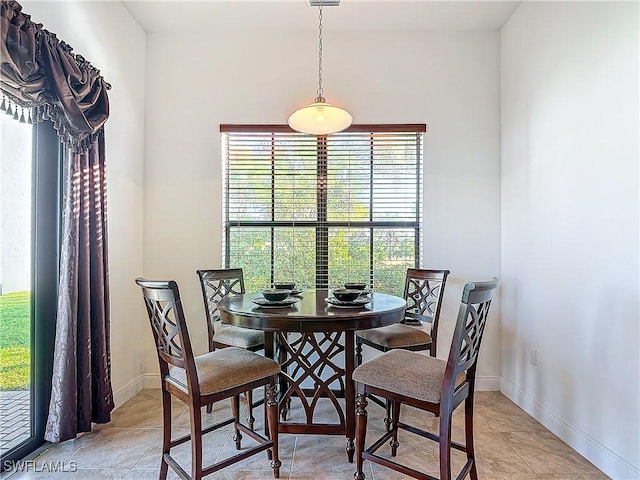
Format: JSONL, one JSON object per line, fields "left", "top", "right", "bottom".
{"left": 288, "top": 2, "right": 352, "bottom": 135}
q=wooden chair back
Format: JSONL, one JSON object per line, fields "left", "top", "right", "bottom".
{"left": 135, "top": 278, "right": 200, "bottom": 398}
{"left": 403, "top": 268, "right": 450, "bottom": 355}
{"left": 443, "top": 277, "right": 500, "bottom": 399}
{"left": 196, "top": 268, "right": 245, "bottom": 347}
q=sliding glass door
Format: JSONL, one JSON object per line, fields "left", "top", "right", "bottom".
{"left": 0, "top": 116, "right": 60, "bottom": 467}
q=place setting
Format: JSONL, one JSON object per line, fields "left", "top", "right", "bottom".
{"left": 325, "top": 283, "right": 372, "bottom": 308}
{"left": 344, "top": 282, "right": 373, "bottom": 297}
{"left": 273, "top": 281, "right": 304, "bottom": 296}
{"left": 251, "top": 281, "right": 301, "bottom": 308}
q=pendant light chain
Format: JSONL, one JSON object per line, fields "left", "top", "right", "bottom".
{"left": 287, "top": 1, "right": 352, "bottom": 135}
{"left": 317, "top": 5, "right": 324, "bottom": 99}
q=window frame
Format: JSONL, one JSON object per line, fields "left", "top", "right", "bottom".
{"left": 220, "top": 124, "right": 426, "bottom": 290}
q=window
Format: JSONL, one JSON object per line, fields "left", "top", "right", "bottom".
{"left": 221, "top": 124, "right": 425, "bottom": 295}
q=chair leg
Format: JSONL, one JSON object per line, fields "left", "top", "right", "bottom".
{"left": 246, "top": 390, "right": 255, "bottom": 430}
{"left": 190, "top": 403, "right": 203, "bottom": 480}
{"left": 160, "top": 388, "right": 172, "bottom": 480}
{"left": 264, "top": 384, "right": 273, "bottom": 460}
{"left": 438, "top": 410, "right": 453, "bottom": 480}
{"left": 354, "top": 392, "right": 368, "bottom": 480}
{"left": 465, "top": 395, "right": 478, "bottom": 480}
{"left": 355, "top": 340, "right": 363, "bottom": 365}
{"left": 206, "top": 343, "right": 216, "bottom": 414}
{"left": 277, "top": 336, "right": 289, "bottom": 422}
{"left": 266, "top": 383, "right": 281, "bottom": 478}
{"left": 390, "top": 400, "right": 401, "bottom": 456}
{"left": 231, "top": 395, "right": 243, "bottom": 450}
{"left": 384, "top": 400, "right": 392, "bottom": 431}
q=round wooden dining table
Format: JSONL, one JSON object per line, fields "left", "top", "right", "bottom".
{"left": 216, "top": 288, "right": 406, "bottom": 462}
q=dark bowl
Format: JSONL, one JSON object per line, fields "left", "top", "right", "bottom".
{"left": 344, "top": 282, "right": 367, "bottom": 291}
{"left": 331, "top": 289, "right": 361, "bottom": 302}
{"left": 274, "top": 282, "right": 296, "bottom": 290}
{"left": 261, "top": 289, "right": 291, "bottom": 302}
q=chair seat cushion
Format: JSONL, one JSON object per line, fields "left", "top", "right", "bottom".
{"left": 214, "top": 325, "right": 264, "bottom": 349}
{"left": 169, "top": 347, "right": 280, "bottom": 396}
{"left": 356, "top": 324, "right": 432, "bottom": 348}
{"left": 353, "top": 349, "right": 463, "bottom": 404}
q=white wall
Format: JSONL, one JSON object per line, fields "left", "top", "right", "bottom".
{"left": 143, "top": 29, "right": 502, "bottom": 381}
{"left": 21, "top": 1, "right": 147, "bottom": 406}
{"left": 500, "top": 2, "right": 639, "bottom": 478}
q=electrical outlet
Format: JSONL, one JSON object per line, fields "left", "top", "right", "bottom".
{"left": 529, "top": 348, "right": 537, "bottom": 366}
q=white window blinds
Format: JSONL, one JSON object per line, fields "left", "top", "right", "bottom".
{"left": 221, "top": 124, "right": 425, "bottom": 295}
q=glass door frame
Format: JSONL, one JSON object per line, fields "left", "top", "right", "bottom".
{"left": 1, "top": 121, "right": 61, "bottom": 468}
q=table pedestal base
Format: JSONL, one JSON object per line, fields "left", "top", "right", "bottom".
{"left": 268, "top": 331, "right": 356, "bottom": 462}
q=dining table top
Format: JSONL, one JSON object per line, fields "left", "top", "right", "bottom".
{"left": 216, "top": 288, "right": 407, "bottom": 333}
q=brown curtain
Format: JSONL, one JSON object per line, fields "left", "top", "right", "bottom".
{"left": 1, "top": 0, "right": 114, "bottom": 442}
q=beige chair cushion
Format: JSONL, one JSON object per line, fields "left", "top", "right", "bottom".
{"left": 353, "top": 349, "right": 464, "bottom": 404}
{"left": 214, "top": 324, "right": 264, "bottom": 349}
{"left": 169, "top": 347, "right": 280, "bottom": 396}
{"left": 356, "top": 324, "right": 431, "bottom": 348}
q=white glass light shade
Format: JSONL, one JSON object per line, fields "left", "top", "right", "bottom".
{"left": 288, "top": 98, "right": 353, "bottom": 135}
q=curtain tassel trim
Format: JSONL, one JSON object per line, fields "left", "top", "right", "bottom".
{"left": 0, "top": 93, "right": 101, "bottom": 151}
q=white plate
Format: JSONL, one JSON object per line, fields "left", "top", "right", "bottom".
{"left": 290, "top": 289, "right": 304, "bottom": 295}
{"left": 251, "top": 297, "right": 299, "bottom": 308}
{"left": 325, "top": 297, "right": 371, "bottom": 308}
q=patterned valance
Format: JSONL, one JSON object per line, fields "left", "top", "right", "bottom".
{"left": 0, "top": 0, "right": 110, "bottom": 151}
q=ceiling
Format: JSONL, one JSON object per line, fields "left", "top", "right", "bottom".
{"left": 122, "top": 1, "right": 521, "bottom": 34}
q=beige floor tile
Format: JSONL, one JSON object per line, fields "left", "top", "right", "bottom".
{"left": 474, "top": 431, "right": 537, "bottom": 475}
{"left": 133, "top": 425, "right": 231, "bottom": 471}
{"left": 43, "top": 468, "right": 131, "bottom": 479}
{"left": 123, "top": 468, "right": 182, "bottom": 480}
{"left": 504, "top": 430, "right": 604, "bottom": 476}
{"left": 107, "top": 395, "right": 186, "bottom": 429}
{"left": 122, "top": 469, "right": 163, "bottom": 480}
{"left": 64, "top": 427, "right": 160, "bottom": 470}
{"left": 371, "top": 472, "right": 539, "bottom": 480}
{"left": 0, "top": 469, "right": 46, "bottom": 480}
{"left": 291, "top": 434, "right": 357, "bottom": 474}
{"left": 290, "top": 467, "right": 374, "bottom": 480}
{"left": 536, "top": 475, "right": 611, "bottom": 480}
{"left": 212, "top": 431, "right": 295, "bottom": 475}
{"left": 5, "top": 389, "right": 612, "bottom": 480}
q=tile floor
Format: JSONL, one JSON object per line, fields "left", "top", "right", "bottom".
{"left": 3, "top": 388, "right": 608, "bottom": 479}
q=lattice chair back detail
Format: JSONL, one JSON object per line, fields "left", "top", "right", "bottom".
{"left": 403, "top": 269, "right": 448, "bottom": 324}
{"left": 198, "top": 268, "right": 245, "bottom": 324}
{"left": 139, "top": 280, "right": 193, "bottom": 381}
{"left": 196, "top": 268, "right": 264, "bottom": 419}
{"left": 402, "top": 268, "right": 450, "bottom": 355}
{"left": 448, "top": 279, "right": 497, "bottom": 383}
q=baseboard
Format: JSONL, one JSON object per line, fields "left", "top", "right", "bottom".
{"left": 500, "top": 378, "right": 639, "bottom": 480}
{"left": 142, "top": 373, "right": 161, "bottom": 389}
{"left": 475, "top": 375, "right": 501, "bottom": 391}
{"left": 112, "top": 374, "right": 160, "bottom": 410}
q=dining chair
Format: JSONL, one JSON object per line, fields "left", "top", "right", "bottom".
{"left": 355, "top": 268, "right": 450, "bottom": 427}
{"left": 136, "top": 278, "right": 281, "bottom": 480}
{"left": 196, "top": 268, "right": 264, "bottom": 423}
{"left": 352, "top": 277, "right": 500, "bottom": 480}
